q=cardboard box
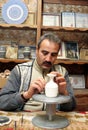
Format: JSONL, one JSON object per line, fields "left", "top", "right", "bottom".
{"left": 0, "top": 78, "right": 7, "bottom": 88}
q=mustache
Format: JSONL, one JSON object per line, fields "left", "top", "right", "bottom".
{"left": 43, "top": 61, "right": 52, "bottom": 66}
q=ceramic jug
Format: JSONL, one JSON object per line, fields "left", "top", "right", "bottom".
{"left": 45, "top": 73, "right": 58, "bottom": 97}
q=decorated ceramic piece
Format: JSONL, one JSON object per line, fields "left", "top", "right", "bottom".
{"left": 2, "top": 0, "right": 28, "bottom": 24}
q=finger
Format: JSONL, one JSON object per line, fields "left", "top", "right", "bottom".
{"left": 56, "top": 76, "right": 65, "bottom": 82}
{"left": 35, "top": 79, "right": 45, "bottom": 89}
{"left": 32, "top": 83, "right": 42, "bottom": 92}
{"left": 50, "top": 71, "right": 62, "bottom": 77}
{"left": 33, "top": 80, "right": 45, "bottom": 92}
{"left": 59, "top": 82, "right": 67, "bottom": 87}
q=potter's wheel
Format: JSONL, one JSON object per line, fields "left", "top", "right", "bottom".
{"left": 32, "top": 94, "right": 71, "bottom": 129}
{"left": 32, "top": 94, "right": 71, "bottom": 104}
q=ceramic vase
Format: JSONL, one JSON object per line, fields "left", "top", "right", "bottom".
{"left": 45, "top": 73, "right": 58, "bottom": 97}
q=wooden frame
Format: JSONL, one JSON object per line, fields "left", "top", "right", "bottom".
{"left": 43, "top": 13, "right": 61, "bottom": 26}
{"left": 61, "top": 12, "right": 75, "bottom": 27}
{"left": 65, "top": 41, "right": 79, "bottom": 59}
{"left": 70, "top": 75, "right": 85, "bottom": 89}
{"left": 24, "top": 12, "right": 36, "bottom": 25}
{"left": 75, "top": 13, "right": 88, "bottom": 28}
{"left": 80, "top": 49, "right": 88, "bottom": 60}
{"left": 57, "top": 42, "right": 66, "bottom": 59}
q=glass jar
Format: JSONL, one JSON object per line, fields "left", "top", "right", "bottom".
{"left": 23, "top": 46, "right": 31, "bottom": 59}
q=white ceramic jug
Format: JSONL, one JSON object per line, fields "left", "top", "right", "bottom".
{"left": 45, "top": 73, "right": 58, "bottom": 97}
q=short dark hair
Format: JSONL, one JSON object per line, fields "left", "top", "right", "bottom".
{"left": 37, "top": 33, "right": 61, "bottom": 49}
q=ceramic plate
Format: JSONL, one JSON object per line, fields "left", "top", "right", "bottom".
{"left": 0, "top": 116, "right": 11, "bottom": 126}
{"left": 2, "top": 1, "right": 28, "bottom": 24}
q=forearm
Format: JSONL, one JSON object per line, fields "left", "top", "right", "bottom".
{"left": 0, "top": 66, "right": 25, "bottom": 111}
{"left": 0, "top": 92, "right": 25, "bottom": 111}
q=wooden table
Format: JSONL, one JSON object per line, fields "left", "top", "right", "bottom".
{"left": 0, "top": 110, "right": 88, "bottom": 130}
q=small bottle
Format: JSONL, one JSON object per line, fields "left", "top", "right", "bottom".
{"left": 45, "top": 73, "right": 58, "bottom": 97}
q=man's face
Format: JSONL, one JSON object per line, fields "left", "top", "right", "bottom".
{"left": 36, "top": 39, "right": 60, "bottom": 70}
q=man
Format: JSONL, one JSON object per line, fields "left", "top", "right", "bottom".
{"left": 0, "top": 33, "right": 76, "bottom": 111}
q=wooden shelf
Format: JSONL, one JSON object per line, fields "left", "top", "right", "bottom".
{"left": 43, "top": 0, "right": 88, "bottom": 6}
{"left": 0, "top": 58, "right": 88, "bottom": 65}
{"left": 42, "top": 26, "right": 88, "bottom": 32}
{"left": 0, "top": 59, "right": 29, "bottom": 63}
{"left": 0, "top": 24, "right": 37, "bottom": 29}
{"left": 55, "top": 59, "right": 88, "bottom": 65}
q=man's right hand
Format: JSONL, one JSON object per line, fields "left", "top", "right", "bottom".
{"left": 22, "top": 78, "right": 46, "bottom": 100}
